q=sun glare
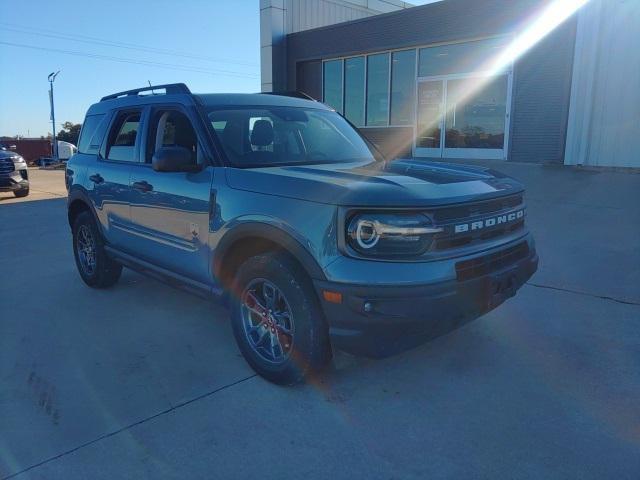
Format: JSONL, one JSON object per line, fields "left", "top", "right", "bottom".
{"left": 408, "top": 0, "right": 590, "bottom": 161}
{"left": 486, "top": 0, "right": 590, "bottom": 75}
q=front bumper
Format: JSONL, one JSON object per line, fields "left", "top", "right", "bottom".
{"left": 314, "top": 237, "right": 538, "bottom": 357}
{"left": 0, "top": 171, "right": 29, "bottom": 192}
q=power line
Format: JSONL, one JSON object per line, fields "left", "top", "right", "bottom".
{"left": 0, "top": 22, "right": 259, "bottom": 68}
{"left": 0, "top": 41, "right": 258, "bottom": 79}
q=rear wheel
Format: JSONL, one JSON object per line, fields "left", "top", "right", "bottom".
{"left": 72, "top": 211, "right": 122, "bottom": 288}
{"left": 230, "top": 253, "right": 331, "bottom": 385}
{"left": 14, "top": 188, "right": 29, "bottom": 198}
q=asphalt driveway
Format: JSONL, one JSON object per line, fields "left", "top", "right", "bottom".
{"left": 1, "top": 165, "right": 639, "bottom": 479}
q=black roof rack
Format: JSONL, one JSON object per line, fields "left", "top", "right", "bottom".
{"left": 100, "top": 83, "right": 191, "bottom": 102}
{"left": 261, "top": 91, "right": 316, "bottom": 101}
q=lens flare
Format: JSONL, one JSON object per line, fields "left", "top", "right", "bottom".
{"left": 406, "top": 0, "right": 590, "bottom": 162}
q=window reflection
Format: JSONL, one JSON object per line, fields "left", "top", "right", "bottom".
{"left": 344, "top": 57, "right": 365, "bottom": 126}
{"left": 418, "top": 37, "right": 510, "bottom": 77}
{"left": 323, "top": 60, "right": 343, "bottom": 114}
{"left": 416, "top": 81, "right": 442, "bottom": 149}
{"left": 445, "top": 75, "right": 508, "bottom": 149}
{"left": 390, "top": 50, "right": 416, "bottom": 125}
{"left": 366, "top": 53, "right": 390, "bottom": 126}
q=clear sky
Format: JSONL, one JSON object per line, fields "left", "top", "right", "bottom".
{"left": 0, "top": 0, "right": 436, "bottom": 138}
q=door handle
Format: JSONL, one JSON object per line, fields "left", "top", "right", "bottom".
{"left": 89, "top": 173, "right": 104, "bottom": 184}
{"left": 132, "top": 180, "right": 153, "bottom": 192}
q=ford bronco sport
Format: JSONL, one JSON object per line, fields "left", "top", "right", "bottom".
{"left": 66, "top": 84, "right": 538, "bottom": 384}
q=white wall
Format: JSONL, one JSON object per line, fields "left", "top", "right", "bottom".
{"left": 565, "top": 0, "right": 640, "bottom": 167}
{"left": 260, "top": 0, "right": 413, "bottom": 92}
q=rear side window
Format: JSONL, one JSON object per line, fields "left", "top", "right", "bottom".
{"left": 77, "top": 114, "right": 107, "bottom": 154}
{"left": 106, "top": 112, "right": 141, "bottom": 162}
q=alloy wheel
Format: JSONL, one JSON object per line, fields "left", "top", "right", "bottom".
{"left": 76, "top": 224, "right": 97, "bottom": 276}
{"left": 240, "top": 279, "right": 295, "bottom": 364}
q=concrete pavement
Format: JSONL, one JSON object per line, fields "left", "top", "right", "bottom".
{"left": 0, "top": 168, "right": 67, "bottom": 205}
{"left": 0, "top": 165, "right": 639, "bottom": 479}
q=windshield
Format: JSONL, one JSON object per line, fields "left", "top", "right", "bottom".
{"left": 206, "top": 106, "right": 379, "bottom": 167}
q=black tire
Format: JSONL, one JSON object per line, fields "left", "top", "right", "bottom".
{"left": 230, "top": 252, "right": 331, "bottom": 385}
{"left": 72, "top": 211, "right": 122, "bottom": 288}
{"left": 14, "top": 188, "right": 29, "bottom": 198}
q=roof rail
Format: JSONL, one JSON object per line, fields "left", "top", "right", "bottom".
{"left": 100, "top": 83, "right": 191, "bottom": 102}
{"left": 261, "top": 91, "right": 316, "bottom": 101}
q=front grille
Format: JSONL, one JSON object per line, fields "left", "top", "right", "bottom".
{"left": 455, "top": 242, "right": 530, "bottom": 282}
{"left": 433, "top": 194, "right": 522, "bottom": 223}
{"left": 0, "top": 157, "right": 15, "bottom": 174}
{"left": 433, "top": 219, "right": 524, "bottom": 250}
{"left": 429, "top": 194, "right": 525, "bottom": 251}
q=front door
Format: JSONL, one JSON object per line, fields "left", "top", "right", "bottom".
{"left": 414, "top": 72, "right": 512, "bottom": 160}
{"left": 128, "top": 106, "right": 214, "bottom": 285}
{"left": 88, "top": 109, "right": 143, "bottom": 249}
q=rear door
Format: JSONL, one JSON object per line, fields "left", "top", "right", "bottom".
{"left": 87, "top": 108, "right": 144, "bottom": 249}
{"left": 127, "top": 104, "right": 214, "bottom": 284}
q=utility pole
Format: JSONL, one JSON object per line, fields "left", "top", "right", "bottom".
{"left": 48, "top": 71, "right": 60, "bottom": 161}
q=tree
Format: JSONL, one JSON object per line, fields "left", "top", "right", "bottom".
{"left": 57, "top": 121, "right": 82, "bottom": 145}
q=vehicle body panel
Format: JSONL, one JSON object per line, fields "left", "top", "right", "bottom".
{"left": 83, "top": 154, "right": 134, "bottom": 249}
{"left": 127, "top": 164, "right": 215, "bottom": 284}
{"left": 225, "top": 159, "right": 523, "bottom": 207}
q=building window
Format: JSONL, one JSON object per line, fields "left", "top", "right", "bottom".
{"left": 323, "top": 59, "right": 343, "bottom": 114}
{"left": 418, "top": 37, "right": 510, "bottom": 77}
{"left": 366, "top": 53, "right": 390, "bottom": 126}
{"left": 344, "top": 56, "right": 365, "bottom": 127}
{"left": 390, "top": 49, "right": 416, "bottom": 126}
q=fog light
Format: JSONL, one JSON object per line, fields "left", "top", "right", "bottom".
{"left": 363, "top": 301, "right": 373, "bottom": 313}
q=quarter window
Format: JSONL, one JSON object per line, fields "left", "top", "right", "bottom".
{"left": 106, "top": 112, "right": 141, "bottom": 162}
{"left": 77, "top": 114, "right": 106, "bottom": 154}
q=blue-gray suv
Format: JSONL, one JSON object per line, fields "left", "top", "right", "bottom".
{"left": 66, "top": 84, "right": 538, "bottom": 384}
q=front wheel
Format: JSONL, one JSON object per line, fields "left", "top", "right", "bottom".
{"left": 14, "top": 188, "right": 29, "bottom": 198}
{"left": 230, "top": 253, "right": 331, "bottom": 385}
{"left": 72, "top": 211, "right": 122, "bottom": 288}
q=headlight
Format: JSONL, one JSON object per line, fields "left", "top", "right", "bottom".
{"left": 346, "top": 212, "right": 442, "bottom": 258}
{"left": 13, "top": 156, "right": 27, "bottom": 168}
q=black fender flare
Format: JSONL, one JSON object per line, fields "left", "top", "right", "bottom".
{"left": 67, "top": 187, "right": 100, "bottom": 230}
{"left": 213, "top": 222, "right": 327, "bottom": 281}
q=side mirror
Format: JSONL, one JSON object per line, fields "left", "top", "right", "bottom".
{"left": 152, "top": 146, "right": 199, "bottom": 172}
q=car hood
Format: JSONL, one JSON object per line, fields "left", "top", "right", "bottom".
{"left": 225, "top": 159, "right": 524, "bottom": 207}
{"left": 0, "top": 150, "right": 19, "bottom": 160}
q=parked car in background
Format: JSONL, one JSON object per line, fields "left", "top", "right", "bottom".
{"left": 66, "top": 84, "right": 538, "bottom": 384}
{"left": 0, "top": 150, "right": 29, "bottom": 197}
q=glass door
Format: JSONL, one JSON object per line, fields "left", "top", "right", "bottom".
{"left": 414, "top": 80, "right": 444, "bottom": 157}
{"left": 414, "top": 73, "right": 511, "bottom": 160}
{"left": 443, "top": 73, "right": 510, "bottom": 159}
